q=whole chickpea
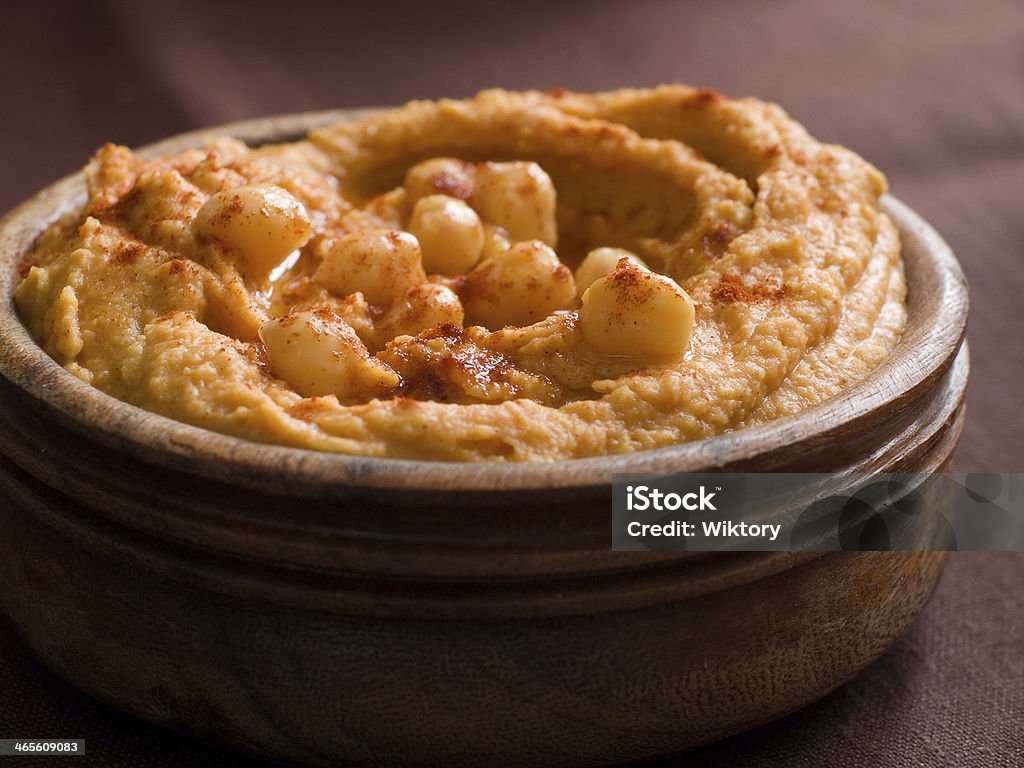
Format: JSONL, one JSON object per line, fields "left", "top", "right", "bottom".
{"left": 194, "top": 184, "right": 311, "bottom": 281}
{"left": 462, "top": 240, "right": 576, "bottom": 330}
{"left": 403, "top": 157, "right": 476, "bottom": 204}
{"left": 471, "top": 161, "right": 557, "bottom": 247}
{"left": 378, "top": 282, "right": 465, "bottom": 341}
{"left": 481, "top": 224, "right": 512, "bottom": 261}
{"left": 313, "top": 229, "right": 426, "bottom": 306}
{"left": 574, "top": 247, "right": 647, "bottom": 294}
{"left": 260, "top": 310, "right": 399, "bottom": 399}
{"left": 408, "top": 195, "right": 484, "bottom": 275}
{"left": 580, "top": 258, "right": 695, "bottom": 358}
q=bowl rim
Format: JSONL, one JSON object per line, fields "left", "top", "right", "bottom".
{"left": 0, "top": 112, "right": 969, "bottom": 492}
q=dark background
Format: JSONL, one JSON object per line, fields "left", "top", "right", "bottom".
{"left": 1, "top": 1, "right": 1021, "bottom": 766}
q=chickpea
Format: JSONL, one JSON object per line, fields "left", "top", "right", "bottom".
{"left": 481, "top": 224, "right": 512, "bottom": 261}
{"left": 403, "top": 157, "right": 475, "bottom": 204}
{"left": 575, "top": 247, "right": 648, "bottom": 294}
{"left": 580, "top": 259, "right": 695, "bottom": 358}
{"left": 462, "top": 240, "right": 576, "bottom": 330}
{"left": 194, "top": 184, "right": 311, "bottom": 281}
{"left": 408, "top": 195, "right": 484, "bottom": 275}
{"left": 471, "top": 161, "right": 557, "bottom": 247}
{"left": 379, "top": 282, "right": 465, "bottom": 340}
{"left": 260, "top": 309, "right": 399, "bottom": 399}
{"left": 313, "top": 229, "right": 426, "bottom": 306}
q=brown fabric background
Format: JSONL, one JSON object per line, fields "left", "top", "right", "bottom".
{"left": 0, "top": 1, "right": 1021, "bottom": 765}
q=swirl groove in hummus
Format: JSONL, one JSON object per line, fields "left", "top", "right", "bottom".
{"left": 15, "top": 87, "right": 905, "bottom": 461}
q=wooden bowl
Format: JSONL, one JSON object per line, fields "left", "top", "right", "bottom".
{"left": 0, "top": 113, "right": 968, "bottom": 767}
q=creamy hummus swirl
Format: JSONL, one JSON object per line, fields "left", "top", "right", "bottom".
{"left": 15, "top": 87, "right": 905, "bottom": 461}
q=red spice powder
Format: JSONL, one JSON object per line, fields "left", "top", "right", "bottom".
{"left": 710, "top": 273, "right": 785, "bottom": 304}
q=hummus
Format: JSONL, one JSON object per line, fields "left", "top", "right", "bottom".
{"left": 15, "top": 87, "right": 905, "bottom": 461}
